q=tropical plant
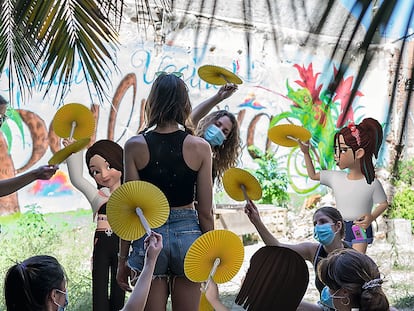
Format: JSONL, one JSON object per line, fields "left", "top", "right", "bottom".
{"left": 0, "top": 0, "right": 412, "bottom": 171}
{"left": 248, "top": 145, "right": 289, "bottom": 207}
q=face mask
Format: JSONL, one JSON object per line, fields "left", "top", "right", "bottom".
{"left": 53, "top": 289, "right": 68, "bottom": 311}
{"left": 204, "top": 124, "right": 226, "bottom": 147}
{"left": 320, "top": 286, "right": 346, "bottom": 310}
{"left": 314, "top": 223, "right": 335, "bottom": 245}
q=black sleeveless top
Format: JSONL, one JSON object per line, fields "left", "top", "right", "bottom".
{"left": 138, "top": 130, "right": 198, "bottom": 207}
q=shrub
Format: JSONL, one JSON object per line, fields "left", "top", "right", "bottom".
{"left": 386, "top": 187, "right": 414, "bottom": 232}
{"left": 393, "top": 157, "right": 414, "bottom": 187}
{"left": 248, "top": 146, "right": 289, "bottom": 207}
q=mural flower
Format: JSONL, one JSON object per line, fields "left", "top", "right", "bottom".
{"left": 269, "top": 63, "right": 364, "bottom": 193}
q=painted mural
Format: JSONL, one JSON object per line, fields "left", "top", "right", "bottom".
{"left": 0, "top": 39, "right": 389, "bottom": 214}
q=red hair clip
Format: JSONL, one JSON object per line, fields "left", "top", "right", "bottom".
{"left": 348, "top": 121, "right": 361, "bottom": 145}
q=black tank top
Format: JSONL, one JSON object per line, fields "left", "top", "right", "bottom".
{"left": 138, "top": 130, "right": 198, "bottom": 207}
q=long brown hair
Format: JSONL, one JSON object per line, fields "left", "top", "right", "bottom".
{"left": 145, "top": 74, "right": 193, "bottom": 134}
{"left": 334, "top": 118, "right": 383, "bottom": 184}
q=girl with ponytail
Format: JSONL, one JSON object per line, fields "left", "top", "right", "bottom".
{"left": 300, "top": 118, "right": 388, "bottom": 254}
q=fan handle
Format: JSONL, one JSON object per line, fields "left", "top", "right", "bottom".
{"left": 204, "top": 258, "right": 221, "bottom": 291}
{"left": 69, "top": 121, "right": 77, "bottom": 140}
{"left": 286, "top": 135, "right": 309, "bottom": 146}
{"left": 240, "top": 184, "right": 249, "bottom": 202}
{"left": 136, "top": 207, "right": 152, "bottom": 236}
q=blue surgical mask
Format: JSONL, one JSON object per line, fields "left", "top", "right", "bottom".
{"left": 320, "top": 286, "right": 345, "bottom": 310}
{"left": 314, "top": 223, "right": 335, "bottom": 245}
{"left": 53, "top": 289, "right": 68, "bottom": 311}
{"left": 204, "top": 124, "right": 226, "bottom": 147}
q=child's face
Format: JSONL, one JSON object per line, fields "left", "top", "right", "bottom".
{"left": 334, "top": 135, "right": 355, "bottom": 170}
{"left": 88, "top": 154, "right": 121, "bottom": 189}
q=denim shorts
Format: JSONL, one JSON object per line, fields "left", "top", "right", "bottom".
{"left": 128, "top": 209, "right": 202, "bottom": 277}
{"left": 344, "top": 221, "right": 373, "bottom": 245}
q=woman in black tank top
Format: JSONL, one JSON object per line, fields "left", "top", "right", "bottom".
{"left": 244, "top": 203, "right": 349, "bottom": 309}
{"left": 118, "top": 72, "right": 214, "bottom": 311}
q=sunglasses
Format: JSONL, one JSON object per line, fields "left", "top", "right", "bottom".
{"left": 155, "top": 71, "right": 183, "bottom": 78}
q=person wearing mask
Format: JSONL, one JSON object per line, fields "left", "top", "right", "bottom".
{"left": 299, "top": 118, "right": 388, "bottom": 253}
{"left": 192, "top": 84, "right": 242, "bottom": 183}
{"left": 307, "top": 248, "right": 398, "bottom": 311}
{"left": 245, "top": 201, "right": 351, "bottom": 310}
{"left": 4, "top": 255, "right": 68, "bottom": 311}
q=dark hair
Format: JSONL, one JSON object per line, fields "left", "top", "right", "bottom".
{"left": 318, "top": 248, "right": 390, "bottom": 311}
{"left": 334, "top": 118, "right": 383, "bottom": 184}
{"left": 145, "top": 74, "right": 193, "bottom": 133}
{"left": 4, "top": 255, "right": 66, "bottom": 311}
{"left": 85, "top": 140, "right": 124, "bottom": 189}
{"left": 314, "top": 206, "right": 345, "bottom": 238}
{"left": 195, "top": 110, "right": 242, "bottom": 182}
{"left": 235, "top": 246, "right": 309, "bottom": 310}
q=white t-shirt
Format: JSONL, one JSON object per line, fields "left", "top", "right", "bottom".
{"left": 320, "top": 170, "right": 387, "bottom": 221}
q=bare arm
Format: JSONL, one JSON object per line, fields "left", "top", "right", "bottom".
{"left": 65, "top": 150, "right": 106, "bottom": 213}
{"left": 195, "top": 140, "right": 214, "bottom": 233}
{"left": 0, "top": 165, "right": 58, "bottom": 197}
{"left": 299, "top": 141, "right": 320, "bottom": 181}
{"left": 203, "top": 280, "right": 230, "bottom": 311}
{"left": 117, "top": 136, "right": 143, "bottom": 292}
{"left": 121, "top": 232, "right": 163, "bottom": 311}
{"left": 244, "top": 200, "right": 317, "bottom": 262}
{"left": 124, "top": 136, "right": 143, "bottom": 182}
{"left": 355, "top": 200, "right": 388, "bottom": 230}
{"left": 190, "top": 84, "right": 238, "bottom": 127}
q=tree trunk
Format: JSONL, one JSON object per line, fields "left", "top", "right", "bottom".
{"left": 0, "top": 133, "right": 20, "bottom": 215}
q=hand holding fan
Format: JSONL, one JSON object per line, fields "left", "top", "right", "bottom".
{"left": 268, "top": 124, "right": 311, "bottom": 147}
{"left": 106, "top": 181, "right": 169, "bottom": 241}
{"left": 184, "top": 229, "right": 244, "bottom": 287}
{"left": 48, "top": 138, "right": 90, "bottom": 165}
{"left": 198, "top": 65, "right": 243, "bottom": 85}
{"left": 222, "top": 167, "right": 262, "bottom": 202}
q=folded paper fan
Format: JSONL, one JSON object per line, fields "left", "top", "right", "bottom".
{"left": 268, "top": 124, "right": 311, "bottom": 147}
{"left": 198, "top": 65, "right": 243, "bottom": 85}
{"left": 48, "top": 138, "right": 90, "bottom": 165}
{"left": 199, "top": 293, "right": 214, "bottom": 311}
{"left": 52, "top": 103, "right": 95, "bottom": 139}
{"left": 184, "top": 229, "right": 244, "bottom": 284}
{"left": 222, "top": 167, "right": 262, "bottom": 201}
{"left": 106, "top": 181, "right": 169, "bottom": 241}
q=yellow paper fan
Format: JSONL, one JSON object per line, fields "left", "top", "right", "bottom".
{"left": 198, "top": 65, "right": 243, "bottom": 85}
{"left": 48, "top": 138, "right": 90, "bottom": 165}
{"left": 199, "top": 293, "right": 214, "bottom": 311}
{"left": 222, "top": 167, "right": 262, "bottom": 201}
{"left": 106, "top": 181, "right": 169, "bottom": 241}
{"left": 52, "top": 103, "right": 95, "bottom": 139}
{"left": 184, "top": 229, "right": 244, "bottom": 284}
{"left": 268, "top": 124, "right": 311, "bottom": 147}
